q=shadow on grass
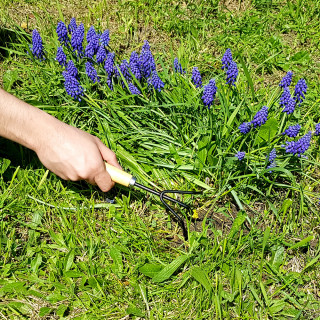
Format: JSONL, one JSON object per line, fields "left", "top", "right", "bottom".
{"left": 0, "top": 27, "right": 19, "bottom": 60}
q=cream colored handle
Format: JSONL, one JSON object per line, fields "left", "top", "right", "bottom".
{"left": 105, "top": 163, "right": 136, "bottom": 187}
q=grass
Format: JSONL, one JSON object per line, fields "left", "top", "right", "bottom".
{"left": 1, "top": 0, "right": 320, "bottom": 319}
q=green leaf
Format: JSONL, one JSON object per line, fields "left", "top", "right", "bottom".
{"left": 289, "top": 235, "right": 313, "bottom": 250}
{"left": 271, "top": 246, "right": 285, "bottom": 271}
{"left": 31, "top": 253, "right": 42, "bottom": 273}
{"left": 229, "top": 210, "right": 247, "bottom": 239}
{"left": 190, "top": 267, "right": 212, "bottom": 292}
{"left": 139, "top": 263, "right": 163, "bottom": 278}
{"left": 258, "top": 118, "right": 278, "bottom": 143}
{"left": 64, "top": 249, "right": 75, "bottom": 272}
{"left": 0, "top": 281, "right": 26, "bottom": 294}
{"left": 46, "top": 293, "right": 67, "bottom": 303}
{"left": 152, "top": 255, "right": 189, "bottom": 283}
{"left": 0, "top": 158, "right": 11, "bottom": 174}
{"left": 126, "top": 305, "right": 145, "bottom": 317}
{"left": 3, "top": 69, "right": 19, "bottom": 91}
{"left": 269, "top": 300, "right": 286, "bottom": 314}
{"left": 110, "top": 246, "right": 123, "bottom": 276}
{"left": 303, "top": 253, "right": 320, "bottom": 272}
{"left": 56, "top": 304, "right": 69, "bottom": 317}
{"left": 39, "top": 307, "right": 53, "bottom": 317}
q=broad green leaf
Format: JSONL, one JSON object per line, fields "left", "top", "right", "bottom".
{"left": 64, "top": 249, "right": 75, "bottom": 272}
{"left": 46, "top": 293, "right": 67, "bottom": 303}
{"left": 190, "top": 267, "right": 212, "bottom": 292}
{"left": 0, "top": 281, "right": 26, "bottom": 294}
{"left": 0, "top": 158, "right": 11, "bottom": 174}
{"left": 258, "top": 118, "right": 278, "bottom": 143}
{"left": 110, "top": 246, "right": 123, "bottom": 276}
{"left": 3, "top": 69, "right": 19, "bottom": 91}
{"left": 126, "top": 305, "right": 145, "bottom": 317}
{"left": 39, "top": 307, "right": 53, "bottom": 317}
{"left": 271, "top": 246, "right": 285, "bottom": 271}
{"left": 139, "top": 263, "right": 163, "bottom": 278}
{"left": 64, "top": 270, "right": 85, "bottom": 278}
{"left": 56, "top": 304, "right": 69, "bottom": 317}
{"left": 269, "top": 300, "right": 286, "bottom": 314}
{"left": 280, "top": 199, "right": 292, "bottom": 214}
{"left": 31, "top": 253, "right": 42, "bottom": 274}
{"left": 152, "top": 255, "right": 189, "bottom": 283}
{"left": 289, "top": 236, "right": 313, "bottom": 250}
{"left": 303, "top": 253, "right": 320, "bottom": 272}
{"left": 228, "top": 210, "right": 247, "bottom": 239}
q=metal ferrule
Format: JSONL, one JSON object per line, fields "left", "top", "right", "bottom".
{"left": 129, "top": 176, "right": 136, "bottom": 188}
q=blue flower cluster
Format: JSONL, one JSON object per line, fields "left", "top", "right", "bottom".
{"left": 56, "top": 46, "right": 66, "bottom": 66}
{"left": 267, "top": 148, "right": 277, "bottom": 172}
{"left": 128, "top": 82, "right": 141, "bottom": 95}
{"left": 315, "top": 123, "right": 320, "bottom": 136}
{"left": 294, "top": 79, "right": 307, "bottom": 105}
{"left": 202, "top": 79, "right": 217, "bottom": 109}
{"left": 85, "top": 62, "right": 99, "bottom": 83}
{"left": 235, "top": 151, "right": 245, "bottom": 161}
{"left": 280, "top": 87, "right": 296, "bottom": 114}
{"left": 62, "top": 71, "right": 84, "bottom": 101}
{"left": 221, "top": 48, "right": 238, "bottom": 86}
{"left": 68, "top": 18, "right": 77, "bottom": 34}
{"left": 239, "top": 122, "right": 252, "bottom": 134}
{"left": 67, "top": 60, "right": 78, "bottom": 78}
{"left": 148, "top": 70, "right": 165, "bottom": 92}
{"left": 279, "top": 71, "right": 293, "bottom": 88}
{"left": 71, "top": 23, "right": 85, "bottom": 55}
{"left": 282, "top": 124, "right": 301, "bottom": 138}
{"left": 174, "top": 57, "right": 184, "bottom": 74}
{"left": 251, "top": 106, "right": 268, "bottom": 128}
{"left": 191, "top": 67, "right": 202, "bottom": 88}
{"left": 31, "top": 29, "right": 45, "bottom": 60}
{"left": 57, "top": 21, "right": 69, "bottom": 46}
{"left": 283, "top": 131, "right": 312, "bottom": 157}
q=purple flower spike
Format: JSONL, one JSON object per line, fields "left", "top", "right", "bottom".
{"left": 251, "top": 106, "right": 268, "bottom": 128}
{"left": 280, "top": 87, "right": 296, "bottom": 114}
{"left": 71, "top": 23, "right": 85, "bottom": 54}
{"left": 119, "top": 59, "right": 131, "bottom": 81}
{"left": 56, "top": 46, "right": 66, "bottom": 66}
{"left": 56, "top": 21, "right": 69, "bottom": 45}
{"left": 235, "top": 151, "right": 245, "bottom": 161}
{"left": 191, "top": 67, "right": 202, "bottom": 88}
{"left": 268, "top": 148, "right": 277, "bottom": 163}
{"left": 239, "top": 122, "right": 252, "bottom": 134}
{"left": 68, "top": 17, "right": 77, "bottom": 34}
{"left": 282, "top": 124, "right": 301, "bottom": 138}
{"left": 100, "top": 30, "right": 110, "bottom": 47}
{"left": 279, "top": 71, "right": 293, "bottom": 88}
{"left": 221, "top": 48, "right": 233, "bottom": 70}
{"left": 294, "top": 79, "right": 307, "bottom": 105}
{"left": 283, "top": 131, "right": 312, "bottom": 157}
{"left": 31, "top": 29, "right": 45, "bottom": 60}
{"left": 85, "top": 62, "right": 100, "bottom": 83}
{"left": 104, "top": 52, "right": 115, "bottom": 75}
{"left": 314, "top": 123, "right": 320, "bottom": 136}
{"left": 148, "top": 70, "right": 164, "bottom": 92}
{"left": 139, "top": 44, "right": 156, "bottom": 78}
{"left": 86, "top": 26, "right": 96, "bottom": 43}
{"left": 107, "top": 76, "right": 113, "bottom": 91}
{"left": 128, "top": 83, "right": 141, "bottom": 95}
{"left": 62, "top": 71, "right": 84, "bottom": 101}
{"left": 96, "top": 46, "right": 107, "bottom": 64}
{"left": 202, "top": 79, "right": 217, "bottom": 108}
{"left": 66, "top": 60, "right": 78, "bottom": 78}
{"left": 174, "top": 57, "right": 184, "bottom": 74}
{"left": 85, "top": 33, "right": 99, "bottom": 58}
{"left": 226, "top": 61, "right": 238, "bottom": 86}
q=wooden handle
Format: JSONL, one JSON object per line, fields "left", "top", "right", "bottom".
{"left": 105, "top": 163, "right": 136, "bottom": 187}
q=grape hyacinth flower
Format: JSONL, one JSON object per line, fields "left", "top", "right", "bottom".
{"left": 283, "top": 131, "right": 312, "bottom": 157}
{"left": 86, "top": 26, "right": 96, "bottom": 43}
{"left": 148, "top": 70, "right": 164, "bottom": 92}
{"left": 100, "top": 29, "right": 110, "bottom": 47}
{"left": 191, "top": 67, "right": 202, "bottom": 88}
{"left": 279, "top": 71, "right": 293, "bottom": 88}
{"left": 174, "top": 57, "right": 184, "bottom": 74}
{"left": 314, "top": 123, "right": 320, "bottom": 136}
{"left": 202, "top": 79, "right": 217, "bottom": 109}
{"left": 119, "top": 59, "right": 131, "bottom": 81}
{"left": 239, "top": 122, "right": 252, "bottom": 134}
{"left": 294, "top": 79, "right": 307, "bottom": 105}
{"left": 251, "top": 106, "right": 268, "bottom": 128}
{"left": 62, "top": 71, "right": 84, "bottom": 101}
{"left": 56, "top": 46, "right": 66, "bottom": 66}
{"left": 56, "top": 21, "right": 69, "bottom": 46}
{"left": 139, "top": 41, "right": 156, "bottom": 78}
{"left": 128, "top": 83, "right": 141, "bottom": 95}
{"left": 96, "top": 45, "right": 107, "bottom": 64}
{"left": 226, "top": 60, "right": 238, "bottom": 86}
{"left": 282, "top": 124, "right": 301, "bottom": 138}
{"left": 104, "top": 52, "right": 115, "bottom": 75}
{"left": 68, "top": 17, "right": 77, "bottom": 34}
{"left": 85, "top": 33, "right": 99, "bottom": 58}
{"left": 85, "top": 62, "right": 100, "bottom": 83}
{"left": 106, "top": 76, "right": 113, "bottom": 91}
{"left": 66, "top": 60, "right": 78, "bottom": 78}
{"left": 129, "top": 52, "right": 142, "bottom": 80}
{"left": 267, "top": 161, "right": 277, "bottom": 172}
{"left": 71, "top": 23, "right": 85, "bottom": 55}
{"left": 221, "top": 48, "right": 233, "bottom": 70}
{"left": 31, "top": 29, "right": 45, "bottom": 60}
{"left": 235, "top": 151, "right": 245, "bottom": 161}
{"left": 280, "top": 87, "right": 296, "bottom": 114}
{"left": 268, "top": 148, "right": 276, "bottom": 163}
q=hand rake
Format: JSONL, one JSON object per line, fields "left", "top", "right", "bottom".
{"left": 105, "top": 163, "right": 202, "bottom": 240}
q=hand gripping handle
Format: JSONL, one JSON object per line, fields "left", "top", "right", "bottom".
{"left": 105, "top": 163, "right": 136, "bottom": 187}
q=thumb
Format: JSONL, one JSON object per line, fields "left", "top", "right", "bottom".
{"left": 94, "top": 170, "right": 115, "bottom": 192}
{"left": 96, "top": 139, "right": 122, "bottom": 170}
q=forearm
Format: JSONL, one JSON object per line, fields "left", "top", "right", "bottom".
{"left": 0, "top": 88, "right": 59, "bottom": 152}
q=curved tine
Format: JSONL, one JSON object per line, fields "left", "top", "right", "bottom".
{"left": 160, "top": 191, "right": 188, "bottom": 240}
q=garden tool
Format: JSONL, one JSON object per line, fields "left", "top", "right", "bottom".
{"left": 105, "top": 163, "right": 202, "bottom": 240}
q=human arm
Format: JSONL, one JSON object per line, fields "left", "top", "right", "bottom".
{"left": 0, "top": 88, "right": 121, "bottom": 191}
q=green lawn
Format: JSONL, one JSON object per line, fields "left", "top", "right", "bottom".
{"left": 1, "top": 0, "right": 320, "bottom": 319}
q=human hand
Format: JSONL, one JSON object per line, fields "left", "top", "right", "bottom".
{"left": 35, "top": 121, "right": 121, "bottom": 192}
